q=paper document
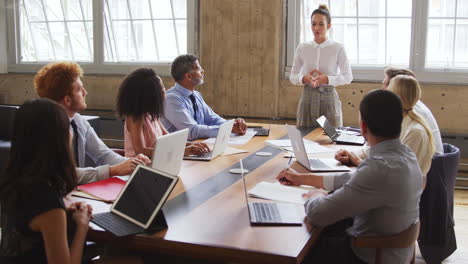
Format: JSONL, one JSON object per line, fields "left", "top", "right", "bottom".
{"left": 248, "top": 181, "right": 318, "bottom": 204}
{"left": 221, "top": 147, "right": 248, "bottom": 156}
{"left": 202, "top": 130, "right": 257, "bottom": 145}
{"left": 266, "top": 139, "right": 334, "bottom": 154}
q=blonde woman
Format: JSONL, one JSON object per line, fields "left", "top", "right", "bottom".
{"left": 335, "top": 76, "right": 435, "bottom": 187}
{"left": 289, "top": 4, "right": 353, "bottom": 128}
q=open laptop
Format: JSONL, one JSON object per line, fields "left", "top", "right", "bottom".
{"left": 316, "top": 115, "right": 365, "bottom": 146}
{"left": 240, "top": 160, "right": 302, "bottom": 226}
{"left": 184, "top": 119, "right": 234, "bottom": 161}
{"left": 151, "top": 128, "right": 188, "bottom": 175}
{"left": 248, "top": 118, "right": 271, "bottom": 136}
{"left": 287, "top": 125, "right": 350, "bottom": 172}
{"left": 92, "top": 165, "right": 178, "bottom": 236}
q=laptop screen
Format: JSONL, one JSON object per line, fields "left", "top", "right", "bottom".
{"left": 112, "top": 166, "right": 177, "bottom": 227}
{"left": 317, "top": 116, "right": 337, "bottom": 138}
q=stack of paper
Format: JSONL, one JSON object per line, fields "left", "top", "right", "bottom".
{"left": 248, "top": 181, "right": 318, "bottom": 204}
{"left": 202, "top": 130, "right": 257, "bottom": 146}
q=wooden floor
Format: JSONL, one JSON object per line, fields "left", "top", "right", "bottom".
{"left": 415, "top": 189, "right": 468, "bottom": 264}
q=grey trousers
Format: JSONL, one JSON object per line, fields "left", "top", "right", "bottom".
{"left": 296, "top": 85, "right": 343, "bottom": 128}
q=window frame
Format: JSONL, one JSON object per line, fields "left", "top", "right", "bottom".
{"left": 285, "top": 0, "right": 468, "bottom": 84}
{"left": 5, "top": 0, "right": 198, "bottom": 75}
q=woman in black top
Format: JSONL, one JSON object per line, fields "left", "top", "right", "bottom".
{"left": 0, "top": 99, "right": 92, "bottom": 264}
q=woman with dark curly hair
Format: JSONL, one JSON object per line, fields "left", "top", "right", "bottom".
{"left": 116, "top": 68, "right": 210, "bottom": 158}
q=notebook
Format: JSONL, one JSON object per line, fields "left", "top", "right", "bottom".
{"left": 316, "top": 115, "right": 365, "bottom": 145}
{"left": 151, "top": 128, "right": 188, "bottom": 175}
{"left": 77, "top": 177, "right": 126, "bottom": 203}
{"left": 239, "top": 159, "right": 303, "bottom": 226}
{"left": 286, "top": 125, "right": 350, "bottom": 172}
{"left": 184, "top": 119, "right": 234, "bottom": 161}
{"left": 91, "top": 165, "right": 178, "bottom": 236}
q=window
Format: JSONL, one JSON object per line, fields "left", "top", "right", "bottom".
{"left": 6, "top": 0, "right": 197, "bottom": 75}
{"left": 285, "top": 0, "right": 468, "bottom": 83}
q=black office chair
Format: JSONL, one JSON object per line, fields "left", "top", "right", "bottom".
{"left": 418, "top": 143, "right": 460, "bottom": 264}
{"left": 0, "top": 105, "right": 19, "bottom": 174}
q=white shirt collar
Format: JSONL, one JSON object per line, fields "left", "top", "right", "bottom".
{"left": 311, "top": 38, "right": 332, "bottom": 48}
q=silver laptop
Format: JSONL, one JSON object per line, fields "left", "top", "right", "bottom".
{"left": 248, "top": 118, "right": 271, "bottom": 136}
{"left": 316, "top": 115, "right": 365, "bottom": 145}
{"left": 239, "top": 160, "right": 302, "bottom": 226}
{"left": 184, "top": 119, "right": 234, "bottom": 161}
{"left": 92, "top": 165, "right": 178, "bottom": 237}
{"left": 286, "top": 125, "right": 350, "bottom": 172}
{"left": 151, "top": 128, "right": 188, "bottom": 175}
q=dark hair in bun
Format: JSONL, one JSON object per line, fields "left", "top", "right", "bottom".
{"left": 311, "top": 4, "right": 331, "bottom": 24}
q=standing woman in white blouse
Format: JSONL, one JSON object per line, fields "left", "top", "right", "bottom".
{"left": 290, "top": 4, "right": 353, "bottom": 127}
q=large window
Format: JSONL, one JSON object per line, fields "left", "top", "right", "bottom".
{"left": 286, "top": 0, "right": 468, "bottom": 83}
{"left": 7, "top": 0, "right": 197, "bottom": 74}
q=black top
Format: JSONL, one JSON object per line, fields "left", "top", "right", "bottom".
{"left": 0, "top": 183, "right": 66, "bottom": 264}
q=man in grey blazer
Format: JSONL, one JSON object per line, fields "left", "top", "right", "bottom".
{"left": 277, "top": 90, "right": 423, "bottom": 264}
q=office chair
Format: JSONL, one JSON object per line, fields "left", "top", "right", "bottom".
{"left": 352, "top": 221, "right": 420, "bottom": 264}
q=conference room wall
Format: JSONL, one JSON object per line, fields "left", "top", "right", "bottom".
{"left": 0, "top": 0, "right": 467, "bottom": 134}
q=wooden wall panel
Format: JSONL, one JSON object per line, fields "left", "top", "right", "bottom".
{"left": 199, "top": 0, "right": 282, "bottom": 117}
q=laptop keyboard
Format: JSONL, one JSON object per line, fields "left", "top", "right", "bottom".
{"left": 252, "top": 202, "right": 281, "bottom": 222}
{"left": 92, "top": 212, "right": 144, "bottom": 237}
{"left": 187, "top": 151, "right": 213, "bottom": 160}
{"left": 309, "top": 159, "right": 332, "bottom": 170}
{"left": 252, "top": 127, "right": 270, "bottom": 136}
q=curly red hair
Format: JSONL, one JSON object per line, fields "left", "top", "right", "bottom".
{"left": 34, "top": 62, "right": 84, "bottom": 102}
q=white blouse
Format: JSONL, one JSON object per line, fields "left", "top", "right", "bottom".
{"left": 289, "top": 39, "right": 353, "bottom": 87}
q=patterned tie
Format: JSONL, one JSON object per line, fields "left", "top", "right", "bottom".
{"left": 189, "top": 93, "right": 198, "bottom": 121}
{"left": 70, "top": 119, "right": 79, "bottom": 165}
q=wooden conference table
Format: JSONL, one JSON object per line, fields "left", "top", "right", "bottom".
{"left": 68, "top": 124, "right": 363, "bottom": 264}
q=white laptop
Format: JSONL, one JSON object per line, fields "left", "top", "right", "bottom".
{"left": 184, "top": 119, "right": 234, "bottom": 161}
{"left": 151, "top": 128, "right": 188, "bottom": 175}
{"left": 286, "top": 125, "right": 350, "bottom": 172}
{"left": 91, "top": 165, "right": 178, "bottom": 236}
{"left": 239, "top": 159, "right": 302, "bottom": 226}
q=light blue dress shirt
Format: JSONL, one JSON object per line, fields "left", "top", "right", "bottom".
{"left": 305, "top": 138, "right": 423, "bottom": 264}
{"left": 71, "top": 113, "right": 127, "bottom": 184}
{"left": 161, "top": 83, "right": 226, "bottom": 140}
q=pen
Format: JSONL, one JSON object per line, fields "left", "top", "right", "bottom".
{"left": 288, "top": 156, "right": 293, "bottom": 165}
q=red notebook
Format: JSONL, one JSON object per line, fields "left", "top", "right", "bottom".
{"left": 77, "top": 177, "right": 126, "bottom": 203}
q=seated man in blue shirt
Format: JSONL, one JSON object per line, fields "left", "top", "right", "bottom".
{"left": 276, "top": 90, "right": 423, "bottom": 264}
{"left": 34, "top": 62, "right": 150, "bottom": 184}
{"left": 161, "top": 54, "right": 247, "bottom": 140}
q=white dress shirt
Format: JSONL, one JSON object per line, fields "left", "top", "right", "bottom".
{"left": 289, "top": 39, "right": 353, "bottom": 86}
{"left": 414, "top": 100, "right": 443, "bottom": 155}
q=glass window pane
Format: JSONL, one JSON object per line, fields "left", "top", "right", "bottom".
{"left": 426, "top": 19, "right": 455, "bottom": 67}
{"left": 332, "top": 18, "right": 358, "bottom": 64}
{"left": 358, "top": 0, "right": 385, "bottom": 17}
{"left": 358, "top": 18, "right": 385, "bottom": 65}
{"left": 29, "top": 22, "right": 55, "bottom": 61}
{"left": 130, "top": 0, "right": 151, "bottom": 19}
{"left": 387, "top": 18, "right": 411, "bottom": 66}
{"left": 429, "top": 0, "right": 456, "bottom": 17}
{"left": 457, "top": 0, "right": 468, "bottom": 17}
{"left": 154, "top": 20, "right": 178, "bottom": 61}
{"left": 44, "top": 0, "right": 64, "bottom": 21}
{"left": 330, "top": 0, "right": 357, "bottom": 17}
{"left": 176, "top": 19, "right": 187, "bottom": 54}
{"left": 133, "top": 21, "right": 157, "bottom": 61}
{"left": 173, "top": 0, "right": 187, "bottom": 18}
{"left": 23, "top": 0, "right": 45, "bottom": 21}
{"left": 387, "top": 0, "right": 412, "bottom": 17}
{"left": 49, "top": 22, "right": 73, "bottom": 60}
{"left": 454, "top": 19, "right": 468, "bottom": 68}
{"left": 106, "top": 0, "right": 130, "bottom": 20}
{"left": 68, "top": 22, "right": 93, "bottom": 61}
{"left": 151, "top": 0, "right": 173, "bottom": 19}
{"left": 112, "top": 21, "right": 137, "bottom": 61}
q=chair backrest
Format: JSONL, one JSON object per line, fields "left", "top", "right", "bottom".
{"left": 0, "top": 105, "right": 19, "bottom": 140}
{"left": 353, "top": 221, "right": 420, "bottom": 264}
{"left": 352, "top": 221, "right": 420, "bottom": 249}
